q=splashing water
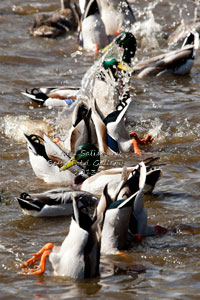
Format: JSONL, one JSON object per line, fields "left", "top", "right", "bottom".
{"left": 132, "top": 10, "right": 162, "bottom": 51}
{"left": 1, "top": 115, "right": 51, "bottom": 143}
{"left": 148, "top": 118, "right": 165, "bottom": 141}
{"left": 79, "top": 35, "right": 132, "bottom": 116}
{"left": 80, "top": 40, "right": 124, "bottom": 97}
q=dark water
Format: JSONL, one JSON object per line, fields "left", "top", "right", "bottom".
{"left": 0, "top": 0, "right": 200, "bottom": 299}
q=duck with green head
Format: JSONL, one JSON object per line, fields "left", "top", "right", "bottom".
{"left": 101, "top": 32, "right": 137, "bottom": 102}
{"left": 61, "top": 143, "right": 100, "bottom": 177}
{"left": 81, "top": 32, "right": 137, "bottom": 119}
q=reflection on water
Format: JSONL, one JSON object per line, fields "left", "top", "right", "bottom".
{"left": 0, "top": 0, "right": 200, "bottom": 299}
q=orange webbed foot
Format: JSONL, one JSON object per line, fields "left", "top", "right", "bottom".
{"left": 139, "top": 134, "right": 154, "bottom": 145}
{"left": 130, "top": 131, "right": 154, "bottom": 145}
{"left": 21, "top": 243, "right": 54, "bottom": 275}
{"left": 132, "top": 139, "right": 142, "bottom": 156}
{"left": 21, "top": 250, "right": 51, "bottom": 275}
{"left": 130, "top": 132, "right": 153, "bottom": 155}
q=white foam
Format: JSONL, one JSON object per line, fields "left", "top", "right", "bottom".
{"left": 1, "top": 115, "right": 51, "bottom": 143}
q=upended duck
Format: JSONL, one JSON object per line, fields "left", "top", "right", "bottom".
{"left": 64, "top": 100, "right": 97, "bottom": 152}
{"left": 62, "top": 98, "right": 153, "bottom": 155}
{"left": 99, "top": 161, "right": 169, "bottom": 255}
{"left": 78, "top": 0, "right": 108, "bottom": 52}
{"left": 21, "top": 86, "right": 80, "bottom": 108}
{"left": 78, "top": 0, "right": 135, "bottom": 52}
{"left": 98, "top": 0, "right": 135, "bottom": 37}
{"left": 91, "top": 98, "right": 153, "bottom": 155}
{"left": 99, "top": 161, "right": 146, "bottom": 255}
{"left": 20, "top": 160, "right": 167, "bottom": 277}
{"left": 132, "top": 30, "right": 199, "bottom": 78}
{"left": 20, "top": 196, "right": 101, "bottom": 279}
{"left": 29, "top": 0, "right": 80, "bottom": 38}
{"left": 19, "top": 160, "right": 148, "bottom": 276}
{"left": 17, "top": 188, "right": 98, "bottom": 217}
{"left": 128, "top": 165, "right": 169, "bottom": 238}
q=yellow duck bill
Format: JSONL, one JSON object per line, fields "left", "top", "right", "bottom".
{"left": 60, "top": 156, "right": 78, "bottom": 171}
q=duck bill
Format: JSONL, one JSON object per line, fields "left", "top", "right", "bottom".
{"left": 118, "top": 61, "right": 133, "bottom": 72}
{"left": 60, "top": 156, "right": 78, "bottom": 171}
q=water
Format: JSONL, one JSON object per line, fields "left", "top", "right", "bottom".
{"left": 0, "top": 0, "right": 200, "bottom": 299}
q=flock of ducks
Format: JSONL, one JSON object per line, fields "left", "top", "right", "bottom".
{"left": 17, "top": 0, "right": 199, "bottom": 280}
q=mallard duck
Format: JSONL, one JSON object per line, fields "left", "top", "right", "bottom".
{"left": 97, "top": 0, "right": 135, "bottom": 37}
{"left": 24, "top": 132, "right": 89, "bottom": 184}
{"left": 29, "top": 0, "right": 80, "bottom": 38}
{"left": 78, "top": 0, "right": 135, "bottom": 52}
{"left": 81, "top": 32, "right": 137, "bottom": 118}
{"left": 78, "top": 0, "right": 108, "bottom": 52}
{"left": 132, "top": 31, "right": 199, "bottom": 78}
{"left": 98, "top": 162, "right": 168, "bottom": 254}
{"left": 20, "top": 196, "right": 101, "bottom": 279}
{"left": 64, "top": 100, "right": 97, "bottom": 152}
{"left": 21, "top": 86, "right": 80, "bottom": 108}
{"left": 24, "top": 123, "right": 160, "bottom": 194}
{"left": 17, "top": 188, "right": 98, "bottom": 217}
{"left": 92, "top": 98, "right": 153, "bottom": 155}
{"left": 129, "top": 165, "right": 169, "bottom": 237}
{"left": 99, "top": 162, "right": 146, "bottom": 254}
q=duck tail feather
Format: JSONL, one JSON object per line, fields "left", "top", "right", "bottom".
{"left": 17, "top": 197, "right": 42, "bottom": 211}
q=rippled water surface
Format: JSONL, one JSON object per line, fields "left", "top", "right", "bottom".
{"left": 0, "top": 0, "right": 200, "bottom": 299}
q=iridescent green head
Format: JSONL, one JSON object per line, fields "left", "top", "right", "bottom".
{"left": 61, "top": 144, "right": 100, "bottom": 177}
{"left": 115, "top": 32, "right": 137, "bottom": 64}
{"left": 103, "top": 58, "right": 118, "bottom": 70}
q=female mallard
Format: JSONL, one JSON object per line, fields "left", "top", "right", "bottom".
{"left": 132, "top": 31, "right": 199, "bottom": 78}
{"left": 20, "top": 196, "right": 101, "bottom": 279}
{"left": 29, "top": 0, "right": 80, "bottom": 38}
{"left": 17, "top": 188, "right": 98, "bottom": 217}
